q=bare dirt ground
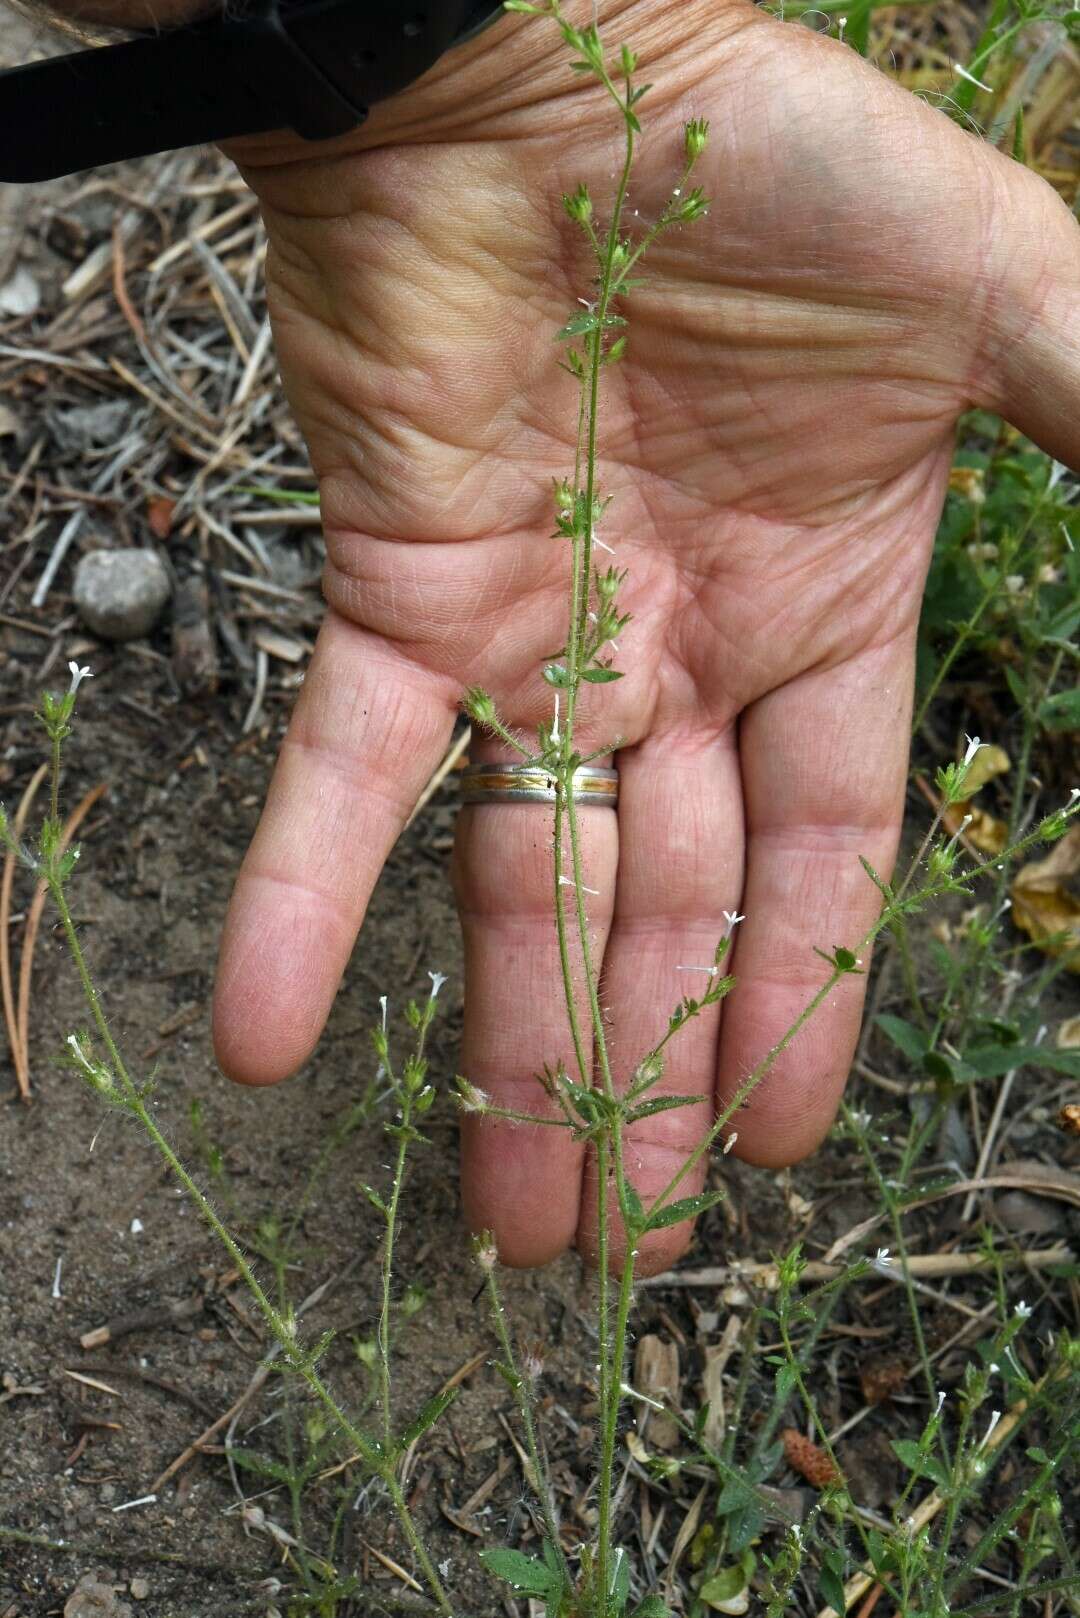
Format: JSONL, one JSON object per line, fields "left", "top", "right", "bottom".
{"left": 1, "top": 9, "right": 1078, "bottom": 1618}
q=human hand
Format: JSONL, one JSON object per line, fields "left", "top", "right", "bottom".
{"left": 209, "top": 0, "right": 1080, "bottom": 1272}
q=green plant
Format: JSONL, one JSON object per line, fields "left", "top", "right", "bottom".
{"left": 4, "top": 2, "right": 1079, "bottom": 1614}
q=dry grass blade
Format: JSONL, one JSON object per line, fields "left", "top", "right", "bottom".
{"left": 1, "top": 762, "right": 48, "bottom": 1101}
{"left": 15, "top": 780, "right": 107, "bottom": 1099}
{"left": 407, "top": 726, "right": 472, "bottom": 826}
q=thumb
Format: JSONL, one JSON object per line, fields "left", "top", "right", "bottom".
{"left": 979, "top": 158, "right": 1080, "bottom": 470}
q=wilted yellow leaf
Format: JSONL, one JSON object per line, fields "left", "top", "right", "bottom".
{"left": 943, "top": 799, "right": 1008, "bottom": 855}
{"left": 1010, "top": 826, "right": 1080, "bottom": 974}
{"left": 963, "top": 744, "right": 1011, "bottom": 795}
{"left": 1056, "top": 1016, "right": 1080, "bottom": 1050}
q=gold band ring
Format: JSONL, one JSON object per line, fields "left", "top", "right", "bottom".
{"left": 460, "top": 763, "right": 619, "bottom": 808}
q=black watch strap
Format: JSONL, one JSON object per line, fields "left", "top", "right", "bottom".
{"left": 0, "top": 0, "right": 506, "bottom": 183}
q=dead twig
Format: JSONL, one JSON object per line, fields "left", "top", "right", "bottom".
{"left": 644, "top": 1244, "right": 1073, "bottom": 1291}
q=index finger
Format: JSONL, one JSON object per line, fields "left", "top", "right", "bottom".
{"left": 213, "top": 610, "right": 457, "bottom": 1085}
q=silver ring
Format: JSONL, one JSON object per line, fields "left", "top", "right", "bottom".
{"left": 460, "top": 763, "right": 619, "bottom": 808}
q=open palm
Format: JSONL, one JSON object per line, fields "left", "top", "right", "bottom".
{"left": 212, "top": 0, "right": 1080, "bottom": 1270}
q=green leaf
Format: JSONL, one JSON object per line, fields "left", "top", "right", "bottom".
{"left": 1037, "top": 688, "right": 1080, "bottom": 732}
{"left": 1012, "top": 105, "right": 1025, "bottom": 163}
{"left": 726, "top": 1500, "right": 765, "bottom": 1553}
{"left": 360, "top": 1183, "right": 388, "bottom": 1218}
{"left": 966, "top": 1044, "right": 1080, "bottom": 1079}
{"left": 543, "top": 663, "right": 571, "bottom": 687}
{"left": 479, "top": 1548, "right": 559, "bottom": 1597}
{"left": 774, "top": 1363, "right": 797, "bottom": 1405}
{"left": 611, "top": 1546, "right": 631, "bottom": 1605}
{"left": 891, "top": 1438, "right": 925, "bottom": 1473}
{"left": 875, "top": 1013, "right": 929, "bottom": 1064}
{"left": 922, "top": 1049, "right": 957, "bottom": 1084}
{"left": 556, "top": 310, "right": 602, "bottom": 338}
{"left": 1005, "top": 663, "right": 1030, "bottom": 713}
{"left": 399, "top": 1387, "right": 456, "bottom": 1447}
{"left": 554, "top": 309, "right": 627, "bottom": 341}
{"left": 628, "top": 1092, "right": 707, "bottom": 1122}
{"left": 494, "top": 1360, "right": 522, "bottom": 1392}
{"left": 700, "top": 1564, "right": 750, "bottom": 1610}
{"left": 228, "top": 1447, "right": 295, "bottom": 1486}
{"left": 818, "top": 1551, "right": 847, "bottom": 1616}
{"left": 631, "top": 1598, "right": 670, "bottom": 1618}
{"left": 622, "top": 1181, "right": 646, "bottom": 1234}
{"left": 645, "top": 1188, "right": 725, "bottom": 1232}
{"left": 581, "top": 666, "right": 624, "bottom": 683}
{"left": 841, "top": 0, "right": 870, "bottom": 54}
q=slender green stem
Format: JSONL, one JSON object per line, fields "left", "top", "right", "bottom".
{"left": 646, "top": 961, "right": 847, "bottom": 1220}
{"left": 386, "top": 1473, "right": 456, "bottom": 1616}
{"left": 912, "top": 554, "right": 1013, "bottom": 734}
{"left": 379, "top": 1124, "right": 410, "bottom": 1447}
{"left": 50, "top": 730, "right": 61, "bottom": 825}
{"left": 554, "top": 792, "right": 591, "bottom": 1088}
{"left": 483, "top": 1263, "right": 569, "bottom": 1582}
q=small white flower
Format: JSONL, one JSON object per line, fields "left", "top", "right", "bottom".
{"left": 935, "top": 1390, "right": 947, "bottom": 1416}
{"left": 1015, "top": 1299, "right": 1033, "bottom": 1319}
{"left": 379, "top": 995, "right": 387, "bottom": 1035}
{"left": 551, "top": 693, "right": 560, "bottom": 745}
{"left": 67, "top": 661, "right": 92, "bottom": 694}
{"left": 723, "top": 910, "right": 746, "bottom": 936}
{"left": 988, "top": 1362, "right": 1000, "bottom": 1376}
{"left": 875, "top": 1247, "right": 892, "bottom": 1266}
{"left": 457, "top": 1081, "right": 490, "bottom": 1114}
{"left": 962, "top": 734, "right": 985, "bottom": 768}
{"left": 559, "top": 875, "right": 599, "bottom": 895}
{"left": 1069, "top": 788, "right": 1080, "bottom": 806}
{"left": 979, "top": 1409, "right": 1002, "bottom": 1449}
{"left": 952, "top": 60, "right": 993, "bottom": 92}
{"left": 427, "top": 971, "right": 447, "bottom": 999}
{"left": 722, "top": 1131, "right": 738, "bottom": 1154}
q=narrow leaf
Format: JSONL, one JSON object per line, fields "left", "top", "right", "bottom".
{"left": 645, "top": 1188, "right": 725, "bottom": 1231}
{"left": 399, "top": 1387, "right": 456, "bottom": 1448}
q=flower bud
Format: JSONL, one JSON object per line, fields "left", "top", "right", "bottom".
{"left": 562, "top": 182, "right": 593, "bottom": 225}
{"left": 473, "top": 1233, "right": 499, "bottom": 1272}
{"left": 462, "top": 686, "right": 496, "bottom": 726}
{"left": 684, "top": 118, "right": 710, "bottom": 163}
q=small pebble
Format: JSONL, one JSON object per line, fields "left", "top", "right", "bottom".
{"left": 74, "top": 549, "right": 171, "bottom": 642}
{"left": 129, "top": 1579, "right": 150, "bottom": 1602}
